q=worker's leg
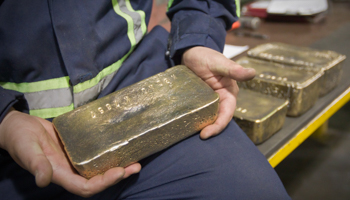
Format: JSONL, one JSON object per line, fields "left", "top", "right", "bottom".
{"left": 0, "top": 120, "right": 290, "bottom": 200}
{"left": 115, "top": 120, "right": 291, "bottom": 200}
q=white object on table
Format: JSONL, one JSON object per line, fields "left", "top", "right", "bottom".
{"left": 267, "top": 0, "right": 328, "bottom": 16}
{"left": 223, "top": 44, "right": 249, "bottom": 59}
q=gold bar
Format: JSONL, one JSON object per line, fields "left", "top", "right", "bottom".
{"left": 237, "top": 57, "right": 323, "bottom": 117}
{"left": 234, "top": 89, "right": 289, "bottom": 144}
{"left": 247, "top": 42, "right": 346, "bottom": 96}
{"left": 53, "top": 65, "right": 219, "bottom": 179}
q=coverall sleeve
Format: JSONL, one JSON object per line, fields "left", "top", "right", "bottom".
{"left": 0, "top": 87, "right": 28, "bottom": 123}
{"left": 166, "top": 0, "right": 239, "bottom": 62}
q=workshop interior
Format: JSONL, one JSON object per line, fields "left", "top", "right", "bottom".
{"left": 1, "top": 0, "right": 348, "bottom": 199}
{"left": 149, "top": 0, "right": 350, "bottom": 199}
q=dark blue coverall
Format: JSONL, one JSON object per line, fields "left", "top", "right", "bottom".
{"left": 0, "top": 0, "right": 291, "bottom": 199}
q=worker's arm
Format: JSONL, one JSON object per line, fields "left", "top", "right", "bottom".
{"left": 167, "top": 1, "right": 255, "bottom": 139}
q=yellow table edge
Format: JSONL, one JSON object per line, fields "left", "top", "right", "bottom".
{"left": 268, "top": 86, "right": 350, "bottom": 168}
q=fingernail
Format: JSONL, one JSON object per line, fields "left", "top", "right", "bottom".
{"left": 200, "top": 133, "right": 210, "bottom": 140}
{"left": 34, "top": 170, "right": 39, "bottom": 177}
{"left": 247, "top": 68, "right": 256, "bottom": 73}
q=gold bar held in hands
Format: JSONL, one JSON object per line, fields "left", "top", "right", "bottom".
{"left": 53, "top": 65, "right": 219, "bottom": 179}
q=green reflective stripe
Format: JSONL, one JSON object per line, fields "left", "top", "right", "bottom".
{"left": 112, "top": 0, "right": 136, "bottom": 46}
{"left": 1, "top": 77, "right": 73, "bottom": 118}
{"left": 235, "top": 0, "right": 240, "bottom": 18}
{"left": 125, "top": 0, "right": 147, "bottom": 36}
{"left": 2, "top": 0, "right": 149, "bottom": 118}
{"left": 29, "top": 103, "right": 74, "bottom": 118}
{"left": 167, "top": 0, "right": 174, "bottom": 10}
{"left": 73, "top": 57, "right": 125, "bottom": 93}
{"left": 74, "top": 0, "right": 146, "bottom": 94}
{"left": 74, "top": 0, "right": 135, "bottom": 94}
{"left": 0, "top": 76, "right": 70, "bottom": 93}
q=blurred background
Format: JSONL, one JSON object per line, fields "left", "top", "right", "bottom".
{"left": 150, "top": 0, "right": 350, "bottom": 199}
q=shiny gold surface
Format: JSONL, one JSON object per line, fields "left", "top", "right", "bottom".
{"left": 53, "top": 65, "right": 219, "bottom": 179}
{"left": 247, "top": 42, "right": 346, "bottom": 96}
{"left": 237, "top": 57, "right": 323, "bottom": 116}
{"left": 234, "top": 89, "right": 289, "bottom": 144}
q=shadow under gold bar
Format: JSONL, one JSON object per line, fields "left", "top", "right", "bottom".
{"left": 53, "top": 65, "right": 219, "bottom": 179}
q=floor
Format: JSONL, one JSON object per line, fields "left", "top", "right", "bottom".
{"left": 275, "top": 102, "right": 350, "bottom": 200}
{"left": 150, "top": 1, "right": 350, "bottom": 199}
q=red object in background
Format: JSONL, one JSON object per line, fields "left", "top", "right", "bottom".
{"left": 242, "top": 1, "right": 269, "bottom": 18}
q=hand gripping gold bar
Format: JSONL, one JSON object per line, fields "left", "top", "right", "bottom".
{"left": 247, "top": 42, "right": 346, "bottom": 96}
{"left": 53, "top": 65, "right": 219, "bottom": 179}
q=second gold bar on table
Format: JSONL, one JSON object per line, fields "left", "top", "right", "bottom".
{"left": 234, "top": 89, "right": 289, "bottom": 144}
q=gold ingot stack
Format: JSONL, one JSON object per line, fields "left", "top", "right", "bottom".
{"left": 247, "top": 42, "right": 346, "bottom": 96}
{"left": 53, "top": 65, "right": 219, "bottom": 179}
{"left": 237, "top": 57, "right": 324, "bottom": 117}
{"left": 233, "top": 42, "right": 345, "bottom": 144}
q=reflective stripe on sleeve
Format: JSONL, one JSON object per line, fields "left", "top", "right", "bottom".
{"left": 235, "top": 0, "right": 240, "bottom": 17}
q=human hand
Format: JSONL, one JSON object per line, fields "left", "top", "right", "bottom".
{"left": 182, "top": 46, "right": 255, "bottom": 139}
{"left": 0, "top": 109, "right": 141, "bottom": 197}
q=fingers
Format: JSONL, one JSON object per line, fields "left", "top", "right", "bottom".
{"left": 14, "top": 127, "right": 54, "bottom": 187}
{"left": 33, "top": 153, "right": 54, "bottom": 187}
{"left": 200, "top": 83, "right": 237, "bottom": 139}
{"left": 11, "top": 132, "right": 54, "bottom": 187}
{"left": 182, "top": 46, "right": 256, "bottom": 82}
{"left": 52, "top": 163, "right": 141, "bottom": 198}
{"left": 55, "top": 168, "right": 124, "bottom": 197}
{"left": 182, "top": 46, "right": 249, "bottom": 139}
{"left": 210, "top": 54, "right": 256, "bottom": 82}
{"left": 123, "top": 163, "right": 142, "bottom": 179}
{"left": 0, "top": 111, "right": 54, "bottom": 187}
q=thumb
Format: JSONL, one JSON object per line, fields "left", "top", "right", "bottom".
{"left": 10, "top": 129, "right": 54, "bottom": 187}
{"left": 15, "top": 139, "right": 54, "bottom": 188}
{"left": 31, "top": 145, "right": 54, "bottom": 187}
{"left": 210, "top": 54, "right": 256, "bottom": 81}
{"left": 0, "top": 111, "right": 54, "bottom": 187}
